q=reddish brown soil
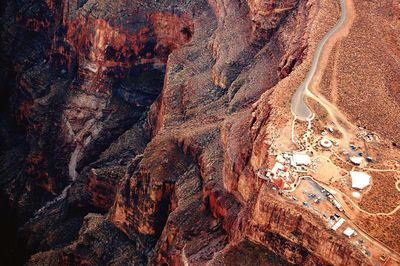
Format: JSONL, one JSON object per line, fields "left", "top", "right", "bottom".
{"left": 356, "top": 211, "right": 400, "bottom": 255}
{"left": 359, "top": 171, "right": 400, "bottom": 214}
{"left": 318, "top": 0, "right": 400, "bottom": 145}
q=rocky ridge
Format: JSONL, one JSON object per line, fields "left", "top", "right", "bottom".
{"left": 0, "top": 0, "right": 370, "bottom": 265}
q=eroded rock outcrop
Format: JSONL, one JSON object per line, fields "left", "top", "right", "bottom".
{"left": 0, "top": 0, "right": 372, "bottom": 265}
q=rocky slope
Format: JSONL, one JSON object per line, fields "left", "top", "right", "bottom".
{"left": 0, "top": 0, "right": 370, "bottom": 265}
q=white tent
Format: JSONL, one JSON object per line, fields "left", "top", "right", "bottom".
{"left": 350, "top": 171, "right": 371, "bottom": 189}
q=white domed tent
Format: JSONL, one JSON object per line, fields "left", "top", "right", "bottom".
{"left": 350, "top": 171, "right": 371, "bottom": 190}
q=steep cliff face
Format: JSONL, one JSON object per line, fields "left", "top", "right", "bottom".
{"left": 247, "top": 189, "right": 368, "bottom": 265}
{"left": 0, "top": 0, "right": 371, "bottom": 265}
{"left": 60, "top": 5, "right": 193, "bottom": 94}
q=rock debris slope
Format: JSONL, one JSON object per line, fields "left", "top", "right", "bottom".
{"left": 0, "top": 0, "right": 370, "bottom": 265}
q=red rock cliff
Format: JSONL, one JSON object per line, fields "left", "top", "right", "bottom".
{"left": 0, "top": 0, "right": 371, "bottom": 265}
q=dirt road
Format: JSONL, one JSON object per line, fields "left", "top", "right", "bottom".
{"left": 298, "top": 176, "right": 400, "bottom": 262}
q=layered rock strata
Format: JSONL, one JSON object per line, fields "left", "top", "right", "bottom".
{"left": 0, "top": 0, "right": 371, "bottom": 265}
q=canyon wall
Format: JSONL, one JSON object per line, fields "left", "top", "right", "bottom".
{"left": 0, "top": 0, "right": 370, "bottom": 265}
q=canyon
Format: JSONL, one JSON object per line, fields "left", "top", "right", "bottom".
{"left": 1, "top": 0, "right": 398, "bottom": 265}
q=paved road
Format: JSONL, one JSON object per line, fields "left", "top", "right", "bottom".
{"left": 291, "top": 0, "right": 347, "bottom": 121}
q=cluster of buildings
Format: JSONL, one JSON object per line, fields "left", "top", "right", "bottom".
{"left": 257, "top": 125, "right": 375, "bottom": 257}
{"left": 344, "top": 144, "right": 373, "bottom": 166}
{"left": 261, "top": 152, "right": 312, "bottom": 190}
{"left": 341, "top": 144, "right": 372, "bottom": 194}
{"left": 327, "top": 194, "right": 344, "bottom": 212}
{"left": 330, "top": 216, "right": 357, "bottom": 238}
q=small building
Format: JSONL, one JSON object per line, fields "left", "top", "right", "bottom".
{"left": 294, "top": 166, "right": 307, "bottom": 173}
{"left": 343, "top": 227, "right": 356, "bottom": 238}
{"left": 332, "top": 199, "right": 344, "bottom": 211}
{"left": 271, "top": 162, "right": 284, "bottom": 176}
{"left": 350, "top": 156, "right": 363, "bottom": 165}
{"left": 332, "top": 218, "right": 346, "bottom": 231}
{"left": 320, "top": 138, "right": 333, "bottom": 149}
{"left": 350, "top": 171, "right": 371, "bottom": 190}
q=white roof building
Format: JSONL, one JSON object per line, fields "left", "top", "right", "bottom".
{"left": 350, "top": 156, "right": 363, "bottom": 165}
{"left": 271, "top": 162, "right": 284, "bottom": 175}
{"left": 333, "top": 200, "right": 342, "bottom": 209}
{"left": 350, "top": 171, "right": 371, "bottom": 190}
{"left": 291, "top": 153, "right": 311, "bottom": 166}
{"left": 332, "top": 218, "right": 345, "bottom": 231}
{"left": 343, "top": 227, "right": 356, "bottom": 238}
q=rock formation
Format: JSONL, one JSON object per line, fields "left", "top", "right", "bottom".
{"left": 0, "top": 0, "right": 371, "bottom": 265}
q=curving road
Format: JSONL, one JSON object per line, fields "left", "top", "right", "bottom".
{"left": 291, "top": 0, "right": 347, "bottom": 121}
